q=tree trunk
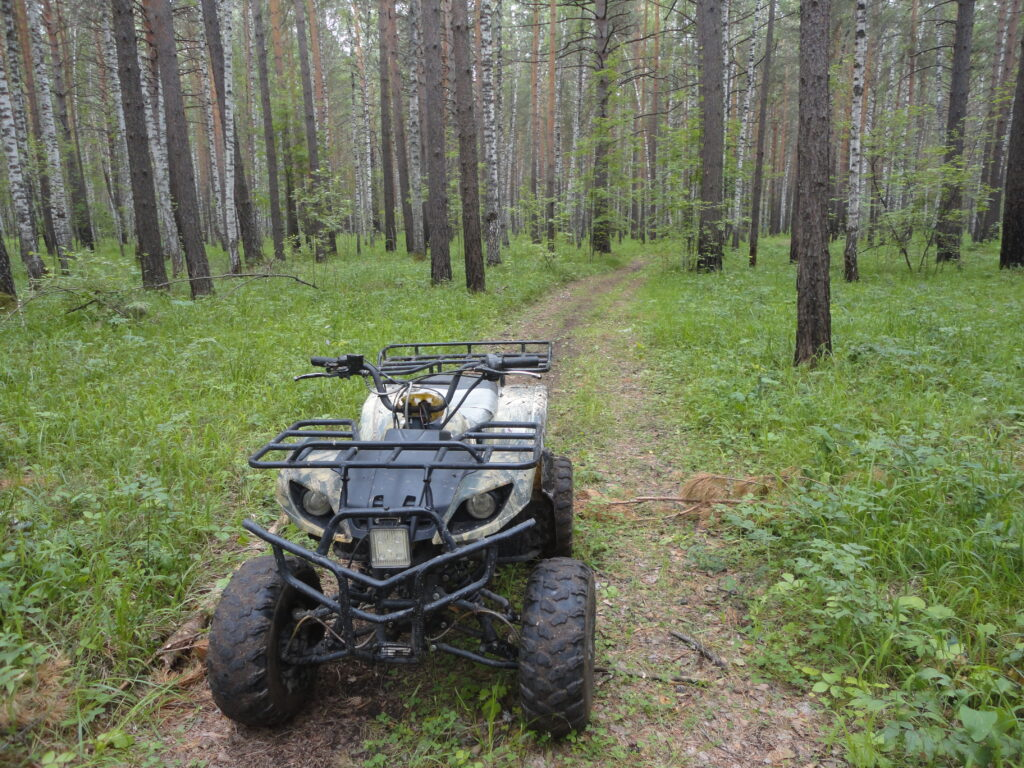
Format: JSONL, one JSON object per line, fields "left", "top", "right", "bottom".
{"left": 451, "top": 0, "right": 484, "bottom": 291}
{"left": 646, "top": 1, "right": 660, "bottom": 240}
{"left": 842, "top": 0, "right": 867, "bottom": 282}
{"left": 529, "top": 6, "right": 541, "bottom": 244}
{"left": 378, "top": 0, "right": 397, "bottom": 251}
{"left": 1000, "top": 31, "right": 1024, "bottom": 268}
{"left": 99, "top": 19, "right": 131, "bottom": 249}
{"left": 590, "top": 0, "right": 612, "bottom": 254}
{"left": 480, "top": 0, "right": 501, "bottom": 265}
{"left": 111, "top": 0, "right": 168, "bottom": 289}
{"left": 0, "top": 23, "right": 45, "bottom": 281}
{"left": 143, "top": 0, "right": 213, "bottom": 297}
{"left": 351, "top": 3, "right": 375, "bottom": 245}
{"left": 293, "top": 0, "right": 323, "bottom": 260}
{"left": 696, "top": 0, "right": 725, "bottom": 271}
{"left": 935, "top": 0, "right": 976, "bottom": 263}
{"left": 252, "top": 0, "right": 285, "bottom": 261}
{"left": 406, "top": 0, "right": 426, "bottom": 255}
{"left": 730, "top": 1, "right": 763, "bottom": 249}
{"left": 748, "top": 0, "right": 774, "bottom": 266}
{"left": 545, "top": 0, "right": 557, "bottom": 251}
{"left": 268, "top": 0, "right": 300, "bottom": 250}
{"left": 25, "top": 0, "right": 72, "bottom": 272}
{"left": 41, "top": 0, "right": 92, "bottom": 251}
{"left": 0, "top": 221, "right": 15, "bottom": 303}
{"left": 422, "top": 0, "right": 452, "bottom": 282}
{"left": 383, "top": 0, "right": 413, "bottom": 254}
{"left": 794, "top": 0, "right": 832, "bottom": 365}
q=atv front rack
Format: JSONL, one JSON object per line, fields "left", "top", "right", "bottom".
{"left": 378, "top": 339, "right": 552, "bottom": 377}
{"left": 248, "top": 419, "right": 542, "bottom": 471}
{"left": 243, "top": 512, "right": 536, "bottom": 668}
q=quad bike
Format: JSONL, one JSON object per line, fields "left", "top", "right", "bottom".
{"left": 206, "top": 340, "right": 595, "bottom": 736}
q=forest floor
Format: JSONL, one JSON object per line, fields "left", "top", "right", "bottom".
{"left": 158, "top": 259, "right": 845, "bottom": 768}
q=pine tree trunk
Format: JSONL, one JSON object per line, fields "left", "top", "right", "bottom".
{"left": 794, "top": 0, "right": 832, "bottom": 365}
{"left": 999, "top": 31, "right": 1024, "bottom": 268}
{"left": 545, "top": 0, "right": 556, "bottom": 251}
{"left": 293, "top": 0, "right": 323, "bottom": 260}
{"left": 25, "top": 0, "right": 72, "bottom": 272}
{"left": 384, "top": 0, "right": 413, "bottom": 254}
{"left": 452, "top": 0, "right": 484, "bottom": 291}
{"left": 422, "top": 0, "right": 452, "bottom": 282}
{"left": 111, "top": 0, "right": 168, "bottom": 289}
{"left": 252, "top": 0, "right": 285, "bottom": 261}
{"left": 935, "top": 0, "right": 976, "bottom": 263}
{"left": 842, "top": 0, "right": 867, "bottom": 281}
{"left": 268, "top": 0, "right": 300, "bottom": 249}
{"left": 0, "top": 221, "right": 15, "bottom": 303}
{"left": 696, "top": 0, "right": 724, "bottom": 271}
{"left": 0, "top": 25, "right": 45, "bottom": 281}
{"left": 590, "top": 0, "right": 612, "bottom": 254}
{"left": 143, "top": 0, "right": 213, "bottom": 297}
{"left": 480, "top": 0, "right": 501, "bottom": 265}
{"left": 748, "top": 0, "right": 774, "bottom": 266}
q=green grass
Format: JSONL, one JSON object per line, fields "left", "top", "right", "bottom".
{"left": 634, "top": 237, "right": 1024, "bottom": 766}
{"left": 0, "top": 235, "right": 623, "bottom": 765}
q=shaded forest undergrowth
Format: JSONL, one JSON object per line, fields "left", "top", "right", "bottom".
{"left": 2, "top": 236, "right": 1023, "bottom": 767}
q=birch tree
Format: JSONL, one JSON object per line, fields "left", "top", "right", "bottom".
{"left": 111, "top": 0, "right": 168, "bottom": 289}
{"left": 253, "top": 0, "right": 285, "bottom": 261}
{"left": 26, "top": 0, "right": 72, "bottom": 272}
{"left": 730, "top": 1, "right": 764, "bottom": 249}
{"left": 480, "top": 0, "right": 501, "bottom": 265}
{"left": 842, "top": 0, "right": 867, "bottom": 282}
{"left": 293, "top": 0, "right": 324, "bottom": 259}
{"left": 406, "top": 0, "right": 426, "bottom": 255}
{"left": 0, "top": 29, "right": 46, "bottom": 281}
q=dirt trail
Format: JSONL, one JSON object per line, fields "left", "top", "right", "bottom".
{"left": 161, "top": 263, "right": 840, "bottom": 768}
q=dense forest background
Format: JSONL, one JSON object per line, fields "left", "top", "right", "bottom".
{"left": 0, "top": 0, "right": 1022, "bottom": 307}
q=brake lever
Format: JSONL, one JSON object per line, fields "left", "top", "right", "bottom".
{"left": 293, "top": 371, "right": 334, "bottom": 381}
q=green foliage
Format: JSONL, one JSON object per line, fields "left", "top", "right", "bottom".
{"left": 636, "top": 237, "right": 1024, "bottom": 766}
{"left": 0, "top": 237, "right": 621, "bottom": 764}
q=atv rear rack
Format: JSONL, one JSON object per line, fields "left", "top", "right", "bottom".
{"left": 248, "top": 419, "right": 542, "bottom": 471}
{"left": 378, "top": 339, "right": 552, "bottom": 377}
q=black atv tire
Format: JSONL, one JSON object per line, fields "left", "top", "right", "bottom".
{"left": 544, "top": 456, "right": 574, "bottom": 558}
{"left": 207, "top": 555, "right": 323, "bottom": 727}
{"left": 518, "top": 557, "right": 596, "bottom": 736}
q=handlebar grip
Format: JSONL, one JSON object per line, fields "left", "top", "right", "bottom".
{"left": 500, "top": 354, "right": 541, "bottom": 369}
{"left": 310, "top": 356, "right": 336, "bottom": 367}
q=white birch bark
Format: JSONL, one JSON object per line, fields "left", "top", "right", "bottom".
{"left": 730, "top": 1, "right": 764, "bottom": 244}
{"left": 140, "top": 42, "right": 183, "bottom": 272}
{"left": 406, "top": 0, "right": 425, "bottom": 254}
{"left": 26, "top": 0, "right": 72, "bottom": 266}
{"left": 102, "top": 19, "right": 133, "bottom": 240}
{"left": 842, "top": 0, "right": 868, "bottom": 279}
{"left": 0, "top": 40, "right": 45, "bottom": 279}
{"left": 217, "top": 0, "right": 240, "bottom": 272}
{"left": 480, "top": 0, "right": 501, "bottom": 264}
{"left": 201, "top": 71, "right": 225, "bottom": 246}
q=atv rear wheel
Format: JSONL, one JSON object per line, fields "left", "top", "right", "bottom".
{"left": 518, "top": 557, "right": 596, "bottom": 736}
{"left": 207, "top": 555, "right": 323, "bottom": 726}
{"left": 544, "top": 456, "right": 574, "bottom": 557}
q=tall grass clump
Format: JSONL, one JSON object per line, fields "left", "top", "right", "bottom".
{"left": 0, "top": 236, "right": 621, "bottom": 763}
{"left": 636, "top": 238, "right": 1024, "bottom": 767}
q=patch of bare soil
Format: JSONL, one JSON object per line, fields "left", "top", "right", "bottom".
{"left": 159, "top": 261, "right": 842, "bottom": 768}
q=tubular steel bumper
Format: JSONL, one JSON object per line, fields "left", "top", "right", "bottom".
{"left": 243, "top": 511, "right": 534, "bottom": 667}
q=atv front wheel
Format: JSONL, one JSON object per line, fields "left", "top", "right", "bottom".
{"left": 518, "top": 557, "right": 596, "bottom": 736}
{"left": 207, "top": 555, "right": 323, "bottom": 726}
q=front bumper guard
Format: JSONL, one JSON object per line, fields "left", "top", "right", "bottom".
{"left": 243, "top": 509, "right": 534, "bottom": 668}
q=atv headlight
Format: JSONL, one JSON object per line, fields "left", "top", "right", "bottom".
{"left": 465, "top": 491, "right": 499, "bottom": 520}
{"left": 301, "top": 488, "right": 332, "bottom": 517}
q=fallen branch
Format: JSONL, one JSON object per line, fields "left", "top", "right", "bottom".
{"left": 607, "top": 496, "right": 756, "bottom": 506}
{"left": 155, "top": 271, "right": 318, "bottom": 290}
{"left": 670, "top": 631, "right": 729, "bottom": 669}
{"left": 635, "top": 504, "right": 703, "bottom": 522}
